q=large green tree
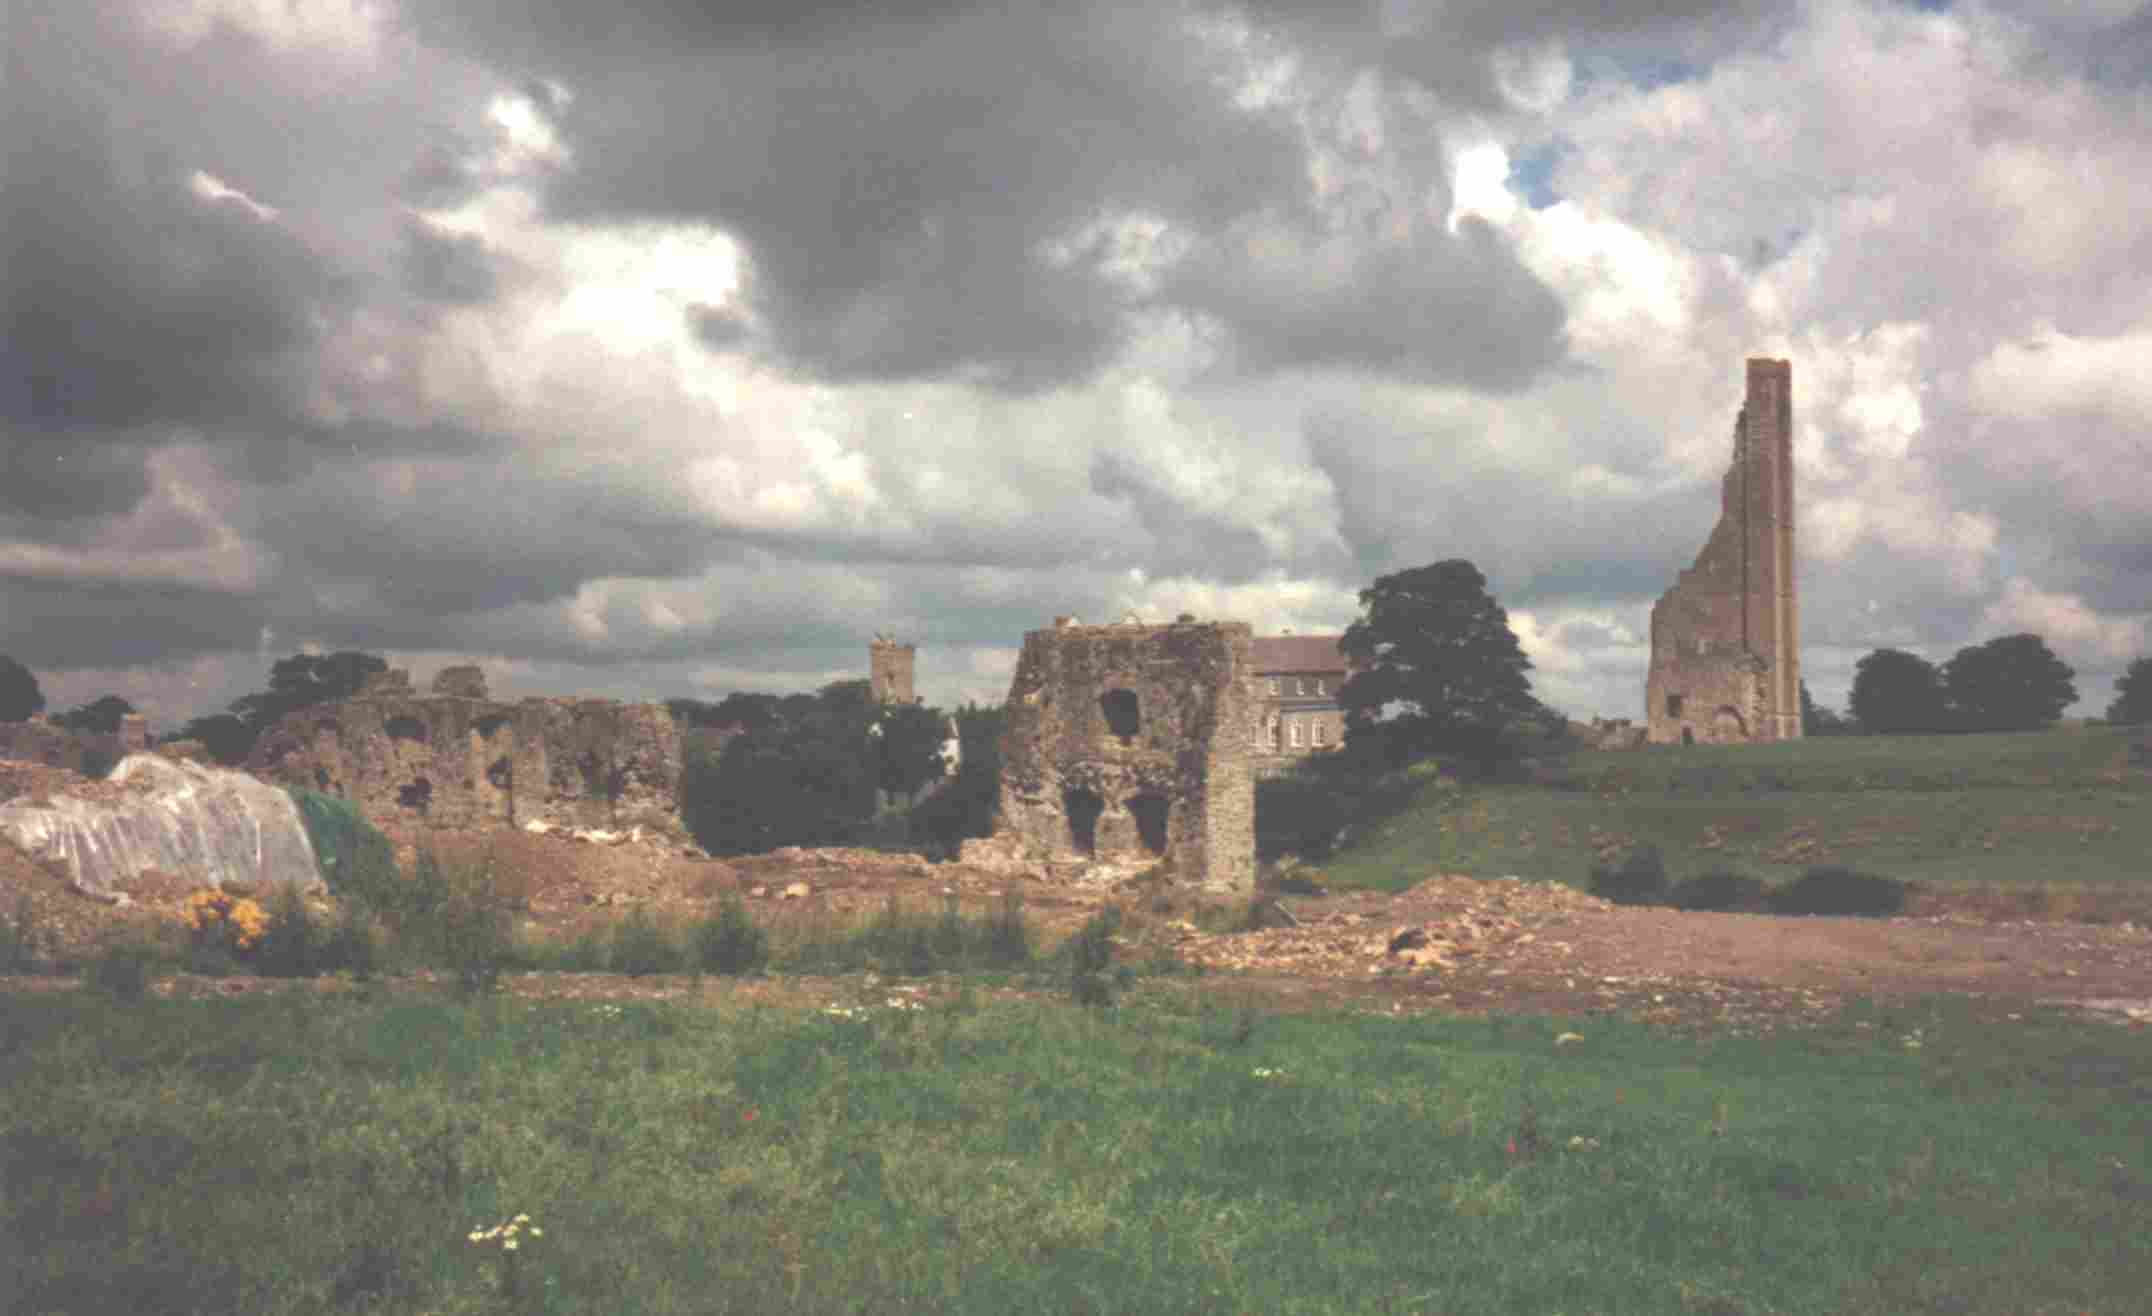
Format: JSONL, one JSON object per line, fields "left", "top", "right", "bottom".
{"left": 1799, "top": 681, "right": 1852, "bottom": 736}
{"left": 1848, "top": 648, "right": 1949, "bottom": 734}
{"left": 1940, "top": 633, "right": 2077, "bottom": 733}
{"left": 2105, "top": 657, "right": 2152, "bottom": 726}
{"left": 55, "top": 695, "right": 137, "bottom": 735}
{"left": 1337, "top": 559, "right": 1542, "bottom": 773}
{"left": 230, "top": 651, "right": 389, "bottom": 734}
{"left": 0, "top": 656, "right": 46, "bottom": 723}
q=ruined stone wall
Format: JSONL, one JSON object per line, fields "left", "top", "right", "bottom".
{"left": 246, "top": 668, "right": 683, "bottom": 837}
{"left": 1647, "top": 359, "right": 1802, "bottom": 745}
{"left": 993, "top": 617, "right": 1255, "bottom": 893}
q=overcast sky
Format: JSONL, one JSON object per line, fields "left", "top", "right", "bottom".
{"left": 6, "top": 0, "right": 2149, "bottom": 733}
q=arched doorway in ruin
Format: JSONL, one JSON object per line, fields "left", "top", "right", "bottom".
{"left": 1712, "top": 707, "right": 1746, "bottom": 743}
{"left": 1127, "top": 793, "right": 1169, "bottom": 856}
{"left": 1063, "top": 786, "right": 1105, "bottom": 855}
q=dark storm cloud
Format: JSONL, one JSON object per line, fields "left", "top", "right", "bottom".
{"left": 1163, "top": 215, "right": 1568, "bottom": 388}
{"left": 400, "top": 217, "right": 503, "bottom": 305}
{"left": 0, "top": 433, "right": 154, "bottom": 527}
{"left": 0, "top": 574, "right": 271, "bottom": 671}
{"left": 1302, "top": 400, "right": 1689, "bottom": 607}
{"left": 1087, "top": 451, "right": 1293, "bottom": 581}
{"left": 406, "top": 0, "right": 1567, "bottom": 392}
{"left": 0, "top": 9, "right": 374, "bottom": 441}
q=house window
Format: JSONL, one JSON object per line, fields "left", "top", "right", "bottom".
{"left": 1288, "top": 719, "right": 1302, "bottom": 747}
{"left": 1267, "top": 717, "right": 1280, "bottom": 751}
{"left": 1312, "top": 720, "right": 1326, "bottom": 746}
{"left": 1666, "top": 694, "right": 1684, "bottom": 718}
{"left": 1268, "top": 677, "right": 1280, "bottom": 695}
{"left": 1297, "top": 677, "right": 1309, "bottom": 696}
{"left": 1314, "top": 678, "right": 1324, "bottom": 696}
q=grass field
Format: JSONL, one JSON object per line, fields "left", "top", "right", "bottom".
{"left": 5, "top": 984, "right": 2148, "bottom": 1315}
{"left": 1317, "top": 726, "right": 2152, "bottom": 899}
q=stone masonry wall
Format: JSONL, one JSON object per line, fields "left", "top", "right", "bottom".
{"left": 993, "top": 617, "right": 1255, "bottom": 893}
{"left": 246, "top": 668, "right": 683, "bottom": 838}
{"left": 1647, "top": 359, "right": 1802, "bottom": 745}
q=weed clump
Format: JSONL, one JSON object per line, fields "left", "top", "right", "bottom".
{"left": 611, "top": 907, "right": 687, "bottom": 977}
{"left": 1065, "top": 906, "right": 1121, "bottom": 1007}
{"left": 1668, "top": 870, "right": 1771, "bottom": 913}
{"left": 1589, "top": 844, "right": 1669, "bottom": 907}
{"left": 982, "top": 886, "right": 1030, "bottom": 968}
{"left": 84, "top": 935, "right": 158, "bottom": 1000}
{"left": 693, "top": 895, "right": 769, "bottom": 976}
{"left": 1767, "top": 866, "right": 1909, "bottom": 917}
{"left": 0, "top": 891, "right": 46, "bottom": 974}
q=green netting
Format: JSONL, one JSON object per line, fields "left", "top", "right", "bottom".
{"left": 287, "top": 788, "right": 395, "bottom": 892}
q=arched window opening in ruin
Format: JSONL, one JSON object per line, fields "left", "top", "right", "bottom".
{"left": 1128, "top": 793, "right": 1169, "bottom": 856}
{"left": 385, "top": 716, "right": 428, "bottom": 744}
{"left": 475, "top": 714, "right": 512, "bottom": 738}
{"left": 1063, "top": 786, "right": 1105, "bottom": 855}
{"left": 397, "top": 777, "right": 433, "bottom": 813}
{"left": 1099, "top": 689, "right": 1140, "bottom": 743}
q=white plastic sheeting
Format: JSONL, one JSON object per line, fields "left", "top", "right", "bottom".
{"left": 0, "top": 754, "right": 320, "bottom": 904}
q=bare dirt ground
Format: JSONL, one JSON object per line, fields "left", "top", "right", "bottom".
{"left": 4, "top": 815, "right": 2148, "bottom": 1034}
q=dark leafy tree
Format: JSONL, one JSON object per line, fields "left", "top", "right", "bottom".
{"left": 1848, "top": 648, "right": 1949, "bottom": 734}
{"left": 909, "top": 703, "right": 1004, "bottom": 858}
{"left": 872, "top": 699, "right": 954, "bottom": 801}
{"left": 0, "top": 656, "right": 47, "bottom": 723}
{"left": 2105, "top": 657, "right": 2152, "bottom": 726}
{"left": 1940, "top": 633, "right": 2077, "bottom": 733}
{"left": 1799, "top": 681, "right": 1851, "bottom": 736}
{"left": 230, "top": 651, "right": 388, "bottom": 734}
{"left": 679, "top": 681, "right": 881, "bottom": 855}
{"left": 1337, "top": 559, "right": 1543, "bottom": 775}
{"left": 55, "top": 695, "right": 137, "bottom": 735}
{"left": 177, "top": 714, "right": 256, "bottom": 767}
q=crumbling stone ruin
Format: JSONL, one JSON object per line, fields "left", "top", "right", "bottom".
{"left": 245, "top": 667, "right": 683, "bottom": 838}
{"left": 869, "top": 634, "right": 917, "bottom": 704}
{"left": 988, "top": 616, "right": 1255, "bottom": 893}
{"left": 1647, "top": 359, "right": 1802, "bottom": 745}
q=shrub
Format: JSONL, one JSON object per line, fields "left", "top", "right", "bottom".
{"left": 0, "top": 891, "right": 44, "bottom": 974}
{"left": 1767, "top": 866, "right": 1908, "bottom": 917}
{"left": 1589, "top": 844, "right": 1669, "bottom": 907}
{"left": 185, "top": 887, "right": 269, "bottom": 957}
{"left": 693, "top": 896, "right": 769, "bottom": 976}
{"left": 982, "top": 886, "right": 1030, "bottom": 969}
{"left": 1668, "top": 870, "right": 1771, "bottom": 913}
{"left": 252, "top": 882, "right": 323, "bottom": 978}
{"left": 611, "top": 908, "right": 687, "bottom": 978}
{"left": 85, "top": 936, "right": 159, "bottom": 1000}
{"left": 1065, "top": 906, "right": 1121, "bottom": 1007}
{"left": 321, "top": 906, "right": 381, "bottom": 980}
{"left": 407, "top": 847, "right": 516, "bottom": 994}
{"left": 290, "top": 790, "right": 401, "bottom": 915}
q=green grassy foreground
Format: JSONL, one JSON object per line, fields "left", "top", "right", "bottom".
{"left": 4, "top": 985, "right": 2148, "bottom": 1315}
{"left": 1319, "top": 726, "right": 2152, "bottom": 897}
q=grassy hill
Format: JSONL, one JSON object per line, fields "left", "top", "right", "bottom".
{"left": 1315, "top": 726, "right": 2151, "bottom": 905}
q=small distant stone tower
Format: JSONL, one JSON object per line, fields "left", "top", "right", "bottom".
{"left": 869, "top": 633, "right": 917, "bottom": 704}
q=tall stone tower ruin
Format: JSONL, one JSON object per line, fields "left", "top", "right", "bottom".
{"left": 1646, "top": 359, "right": 1801, "bottom": 745}
{"left": 869, "top": 634, "right": 917, "bottom": 704}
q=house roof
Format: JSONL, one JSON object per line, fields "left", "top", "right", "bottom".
{"left": 1250, "top": 634, "right": 1349, "bottom": 674}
